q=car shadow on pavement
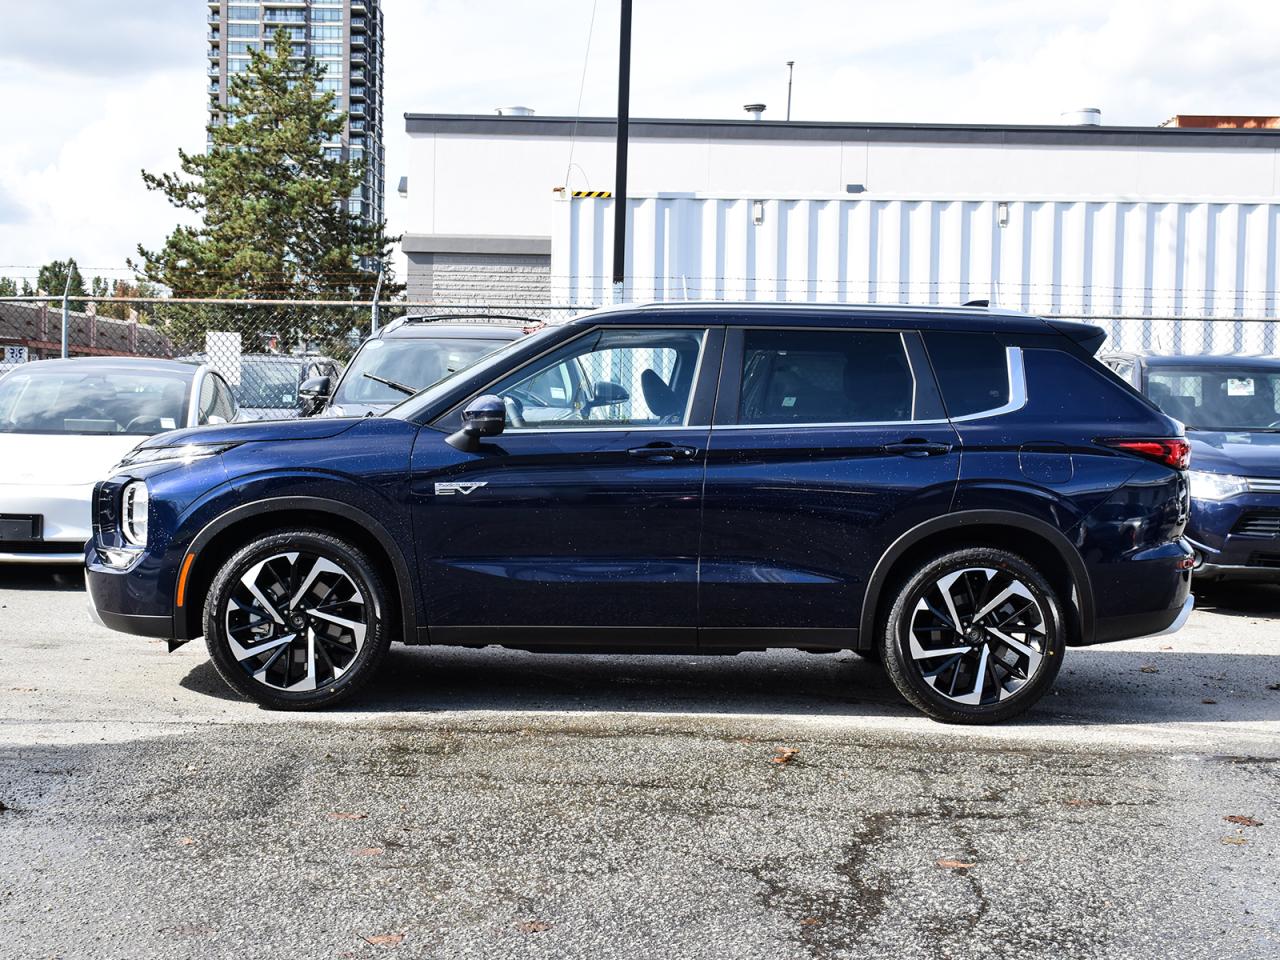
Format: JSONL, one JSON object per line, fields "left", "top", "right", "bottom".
{"left": 1193, "top": 581, "right": 1280, "bottom": 617}
{"left": 0, "top": 567, "right": 83, "bottom": 591}
{"left": 180, "top": 642, "right": 1280, "bottom": 728}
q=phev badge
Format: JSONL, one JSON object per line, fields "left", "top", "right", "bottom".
{"left": 435, "top": 481, "right": 487, "bottom": 496}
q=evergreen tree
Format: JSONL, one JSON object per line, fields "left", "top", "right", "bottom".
{"left": 36, "top": 259, "right": 87, "bottom": 310}
{"left": 134, "top": 28, "right": 398, "bottom": 350}
{"left": 0, "top": 278, "right": 16, "bottom": 297}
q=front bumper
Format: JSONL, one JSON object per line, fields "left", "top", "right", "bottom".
{"left": 0, "top": 481, "right": 94, "bottom": 564}
{"left": 84, "top": 563, "right": 174, "bottom": 639}
{"left": 1187, "top": 492, "right": 1280, "bottom": 581}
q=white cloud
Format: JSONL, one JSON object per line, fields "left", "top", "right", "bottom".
{"left": 1, "top": 0, "right": 1277, "bottom": 281}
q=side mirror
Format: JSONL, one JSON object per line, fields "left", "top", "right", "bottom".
{"left": 587, "top": 380, "right": 629, "bottom": 409}
{"left": 447, "top": 394, "right": 506, "bottom": 452}
{"left": 298, "top": 375, "right": 332, "bottom": 416}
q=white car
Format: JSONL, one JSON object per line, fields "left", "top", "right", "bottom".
{"left": 0, "top": 357, "right": 239, "bottom": 564}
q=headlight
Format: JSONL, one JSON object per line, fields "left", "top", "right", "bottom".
{"left": 1187, "top": 470, "right": 1248, "bottom": 501}
{"left": 121, "top": 480, "right": 149, "bottom": 546}
{"left": 117, "top": 441, "right": 238, "bottom": 469}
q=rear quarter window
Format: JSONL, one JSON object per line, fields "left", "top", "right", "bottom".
{"left": 922, "top": 332, "right": 1009, "bottom": 417}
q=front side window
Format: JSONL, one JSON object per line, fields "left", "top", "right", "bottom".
{"left": 1146, "top": 366, "right": 1280, "bottom": 431}
{"left": 485, "top": 327, "right": 706, "bottom": 429}
{"left": 737, "top": 329, "right": 917, "bottom": 425}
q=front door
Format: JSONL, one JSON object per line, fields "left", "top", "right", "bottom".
{"left": 410, "top": 324, "right": 723, "bottom": 648}
{"left": 698, "top": 326, "right": 961, "bottom": 648}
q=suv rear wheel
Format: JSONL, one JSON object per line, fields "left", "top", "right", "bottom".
{"left": 204, "top": 530, "right": 391, "bottom": 710}
{"left": 881, "top": 547, "right": 1064, "bottom": 724}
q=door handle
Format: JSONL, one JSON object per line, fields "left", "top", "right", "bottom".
{"left": 628, "top": 443, "right": 698, "bottom": 462}
{"left": 883, "top": 439, "right": 953, "bottom": 458}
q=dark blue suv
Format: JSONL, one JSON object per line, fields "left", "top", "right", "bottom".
{"left": 86, "top": 303, "right": 1193, "bottom": 723}
{"left": 1102, "top": 352, "right": 1280, "bottom": 581}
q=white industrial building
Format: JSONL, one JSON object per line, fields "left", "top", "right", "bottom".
{"left": 400, "top": 111, "right": 1280, "bottom": 351}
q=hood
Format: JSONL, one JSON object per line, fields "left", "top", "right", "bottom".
{"left": 135, "top": 416, "right": 364, "bottom": 450}
{"left": 1189, "top": 430, "right": 1280, "bottom": 478}
{"left": 0, "top": 433, "right": 144, "bottom": 486}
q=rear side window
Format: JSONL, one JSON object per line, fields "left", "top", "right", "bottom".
{"left": 738, "top": 329, "right": 917, "bottom": 425}
{"left": 923, "top": 332, "right": 1010, "bottom": 418}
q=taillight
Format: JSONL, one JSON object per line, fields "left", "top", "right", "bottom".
{"left": 1099, "top": 437, "right": 1191, "bottom": 470}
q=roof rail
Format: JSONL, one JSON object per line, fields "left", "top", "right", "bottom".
{"left": 384, "top": 312, "right": 540, "bottom": 331}
{"left": 962, "top": 299, "right": 990, "bottom": 307}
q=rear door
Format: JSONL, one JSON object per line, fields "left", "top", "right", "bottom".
{"left": 697, "top": 325, "right": 960, "bottom": 649}
{"left": 411, "top": 323, "right": 724, "bottom": 647}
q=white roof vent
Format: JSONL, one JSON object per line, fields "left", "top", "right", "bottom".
{"left": 1060, "top": 107, "right": 1102, "bottom": 126}
{"left": 496, "top": 105, "right": 534, "bottom": 117}
{"left": 743, "top": 103, "right": 766, "bottom": 121}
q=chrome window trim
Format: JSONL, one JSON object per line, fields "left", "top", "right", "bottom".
{"left": 948, "top": 347, "right": 1027, "bottom": 422}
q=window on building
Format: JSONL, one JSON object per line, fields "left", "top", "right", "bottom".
{"left": 310, "top": 24, "right": 343, "bottom": 39}
{"left": 227, "top": 5, "right": 260, "bottom": 20}
{"left": 922, "top": 332, "right": 1011, "bottom": 417}
{"left": 738, "top": 329, "right": 917, "bottom": 424}
{"left": 311, "top": 7, "right": 343, "bottom": 20}
{"left": 227, "top": 23, "right": 259, "bottom": 37}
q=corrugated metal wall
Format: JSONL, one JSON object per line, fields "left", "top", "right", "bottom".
{"left": 552, "top": 196, "right": 1280, "bottom": 354}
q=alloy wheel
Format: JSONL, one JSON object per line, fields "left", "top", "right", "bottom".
{"left": 224, "top": 552, "right": 368, "bottom": 692}
{"left": 906, "top": 566, "right": 1048, "bottom": 706}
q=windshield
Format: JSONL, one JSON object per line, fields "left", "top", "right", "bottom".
{"left": 332, "top": 337, "right": 508, "bottom": 406}
{"left": 0, "top": 368, "right": 190, "bottom": 435}
{"left": 237, "top": 360, "right": 301, "bottom": 409}
{"left": 1146, "top": 365, "right": 1280, "bottom": 431}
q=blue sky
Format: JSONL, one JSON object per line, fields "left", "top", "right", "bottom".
{"left": 0, "top": 0, "right": 1277, "bottom": 285}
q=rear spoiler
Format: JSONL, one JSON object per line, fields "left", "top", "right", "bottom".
{"left": 1045, "top": 318, "right": 1107, "bottom": 356}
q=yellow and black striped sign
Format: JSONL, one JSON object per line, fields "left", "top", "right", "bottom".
{"left": 572, "top": 190, "right": 613, "bottom": 199}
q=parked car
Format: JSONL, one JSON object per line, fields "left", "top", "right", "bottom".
{"left": 306, "top": 315, "right": 535, "bottom": 417}
{"left": 0, "top": 357, "right": 238, "bottom": 564}
{"left": 1102, "top": 352, "right": 1280, "bottom": 581}
{"left": 180, "top": 354, "right": 342, "bottom": 421}
{"left": 86, "top": 303, "right": 1192, "bottom": 723}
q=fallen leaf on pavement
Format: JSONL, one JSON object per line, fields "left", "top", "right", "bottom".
{"left": 771, "top": 747, "right": 800, "bottom": 764}
{"left": 1221, "top": 836, "right": 1248, "bottom": 846}
{"left": 353, "top": 847, "right": 384, "bottom": 857}
{"left": 515, "top": 920, "right": 553, "bottom": 934}
{"left": 1202, "top": 698, "right": 1218, "bottom": 704}
{"left": 1225, "top": 815, "right": 1263, "bottom": 827}
{"left": 1065, "top": 799, "right": 1098, "bottom": 807}
{"left": 1268, "top": 683, "right": 1280, "bottom": 691}
{"left": 177, "top": 836, "right": 197, "bottom": 846}
{"left": 1139, "top": 665, "right": 1159, "bottom": 674}
{"left": 936, "top": 858, "right": 976, "bottom": 870}
{"left": 328, "top": 812, "right": 368, "bottom": 821}
{"left": 0, "top": 800, "right": 8, "bottom": 813}
{"left": 361, "top": 933, "right": 404, "bottom": 946}
{"left": 799, "top": 917, "right": 821, "bottom": 926}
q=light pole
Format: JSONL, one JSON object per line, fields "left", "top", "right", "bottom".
{"left": 786, "top": 61, "right": 794, "bottom": 122}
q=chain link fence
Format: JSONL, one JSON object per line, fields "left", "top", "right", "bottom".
{"left": 3, "top": 292, "right": 1280, "bottom": 420}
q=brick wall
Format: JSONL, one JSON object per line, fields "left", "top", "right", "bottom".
{"left": 406, "top": 252, "right": 551, "bottom": 306}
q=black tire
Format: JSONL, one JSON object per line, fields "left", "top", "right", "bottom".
{"left": 880, "top": 547, "right": 1065, "bottom": 724}
{"left": 204, "top": 529, "right": 392, "bottom": 710}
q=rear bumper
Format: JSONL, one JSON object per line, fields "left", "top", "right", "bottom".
{"left": 1083, "top": 539, "right": 1194, "bottom": 645}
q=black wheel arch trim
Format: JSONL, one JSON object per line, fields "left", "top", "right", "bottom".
{"left": 175, "top": 495, "right": 418, "bottom": 644}
{"left": 857, "top": 509, "right": 1095, "bottom": 649}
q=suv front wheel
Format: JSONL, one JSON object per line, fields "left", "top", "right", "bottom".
{"left": 204, "top": 530, "right": 391, "bottom": 709}
{"left": 881, "top": 547, "right": 1065, "bottom": 724}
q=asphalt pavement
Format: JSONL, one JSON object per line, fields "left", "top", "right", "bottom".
{"left": 1, "top": 569, "right": 1279, "bottom": 960}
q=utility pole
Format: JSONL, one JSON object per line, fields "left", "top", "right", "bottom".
{"left": 60, "top": 268, "right": 72, "bottom": 359}
{"left": 612, "top": 0, "right": 633, "bottom": 286}
{"left": 786, "top": 61, "right": 795, "bottom": 121}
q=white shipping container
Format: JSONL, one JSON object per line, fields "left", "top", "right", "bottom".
{"left": 551, "top": 194, "right": 1280, "bottom": 354}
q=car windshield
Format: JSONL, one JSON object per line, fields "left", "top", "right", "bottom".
{"left": 237, "top": 360, "right": 300, "bottom": 409}
{"left": 332, "top": 337, "right": 507, "bottom": 406}
{"left": 1146, "top": 365, "right": 1280, "bottom": 431}
{"left": 0, "top": 368, "right": 190, "bottom": 435}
